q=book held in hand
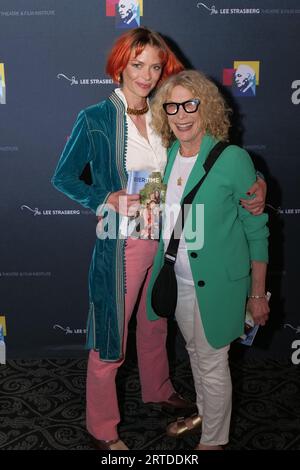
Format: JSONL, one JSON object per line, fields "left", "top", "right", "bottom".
{"left": 239, "top": 291, "right": 271, "bottom": 346}
{"left": 119, "top": 170, "right": 166, "bottom": 239}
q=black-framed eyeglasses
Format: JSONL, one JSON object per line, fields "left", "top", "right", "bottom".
{"left": 163, "top": 99, "right": 200, "bottom": 115}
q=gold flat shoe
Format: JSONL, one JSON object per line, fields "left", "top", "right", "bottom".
{"left": 166, "top": 413, "right": 202, "bottom": 438}
{"left": 90, "top": 436, "right": 129, "bottom": 450}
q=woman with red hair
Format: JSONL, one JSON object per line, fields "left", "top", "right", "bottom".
{"left": 52, "top": 27, "right": 266, "bottom": 450}
{"left": 52, "top": 27, "right": 194, "bottom": 450}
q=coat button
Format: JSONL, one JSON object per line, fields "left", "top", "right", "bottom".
{"left": 190, "top": 252, "right": 198, "bottom": 258}
{"left": 198, "top": 280, "right": 205, "bottom": 287}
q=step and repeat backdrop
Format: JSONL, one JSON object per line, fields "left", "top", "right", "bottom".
{"left": 0, "top": 0, "right": 299, "bottom": 360}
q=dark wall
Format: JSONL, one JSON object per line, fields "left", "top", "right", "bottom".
{"left": 0, "top": 0, "right": 299, "bottom": 360}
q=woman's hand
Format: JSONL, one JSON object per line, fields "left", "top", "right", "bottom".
{"left": 246, "top": 297, "right": 270, "bottom": 326}
{"left": 240, "top": 177, "right": 267, "bottom": 215}
{"left": 107, "top": 190, "right": 140, "bottom": 216}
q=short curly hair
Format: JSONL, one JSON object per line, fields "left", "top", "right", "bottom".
{"left": 151, "top": 70, "right": 231, "bottom": 148}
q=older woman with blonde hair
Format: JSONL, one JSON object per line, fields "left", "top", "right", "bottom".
{"left": 147, "top": 70, "right": 270, "bottom": 450}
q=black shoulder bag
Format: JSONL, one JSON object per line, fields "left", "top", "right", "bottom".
{"left": 151, "top": 141, "right": 229, "bottom": 318}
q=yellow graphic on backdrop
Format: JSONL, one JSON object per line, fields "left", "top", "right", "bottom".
{"left": 0, "top": 64, "right": 6, "bottom": 104}
{"left": 233, "top": 61, "right": 260, "bottom": 85}
{"left": 0, "top": 316, "right": 7, "bottom": 336}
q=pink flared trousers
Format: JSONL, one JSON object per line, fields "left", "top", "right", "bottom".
{"left": 86, "top": 238, "right": 174, "bottom": 440}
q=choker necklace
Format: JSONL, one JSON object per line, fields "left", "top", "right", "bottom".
{"left": 127, "top": 103, "right": 149, "bottom": 115}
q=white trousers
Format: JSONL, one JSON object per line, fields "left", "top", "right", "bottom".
{"left": 175, "top": 275, "right": 232, "bottom": 446}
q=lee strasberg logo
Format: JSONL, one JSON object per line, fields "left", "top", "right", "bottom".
{"left": 197, "top": 3, "right": 259, "bottom": 14}
{"left": 0, "top": 63, "right": 6, "bottom": 104}
{"left": 53, "top": 324, "right": 86, "bottom": 335}
{"left": 196, "top": 3, "right": 300, "bottom": 15}
{"left": 291, "top": 80, "right": 300, "bottom": 105}
{"left": 20, "top": 205, "right": 92, "bottom": 216}
{"left": 284, "top": 323, "right": 300, "bottom": 334}
{"left": 57, "top": 73, "right": 113, "bottom": 86}
{"left": 278, "top": 208, "right": 300, "bottom": 216}
{"left": 106, "top": 0, "right": 143, "bottom": 29}
{"left": 223, "top": 61, "right": 260, "bottom": 97}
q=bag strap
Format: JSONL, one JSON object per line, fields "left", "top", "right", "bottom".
{"left": 164, "top": 141, "right": 229, "bottom": 264}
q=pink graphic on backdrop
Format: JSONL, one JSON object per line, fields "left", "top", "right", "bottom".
{"left": 222, "top": 68, "right": 235, "bottom": 86}
{"left": 106, "top": 0, "right": 119, "bottom": 16}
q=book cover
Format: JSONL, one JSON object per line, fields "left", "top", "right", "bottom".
{"left": 239, "top": 292, "right": 271, "bottom": 346}
{"left": 119, "top": 170, "right": 166, "bottom": 239}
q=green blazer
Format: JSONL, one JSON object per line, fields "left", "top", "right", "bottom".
{"left": 146, "top": 135, "right": 269, "bottom": 348}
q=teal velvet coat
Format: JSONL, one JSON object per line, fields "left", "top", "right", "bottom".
{"left": 52, "top": 92, "right": 129, "bottom": 361}
{"left": 146, "top": 135, "right": 269, "bottom": 348}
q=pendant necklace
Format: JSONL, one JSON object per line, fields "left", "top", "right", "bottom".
{"left": 177, "top": 175, "right": 183, "bottom": 186}
{"left": 177, "top": 151, "right": 183, "bottom": 186}
{"left": 177, "top": 147, "right": 198, "bottom": 186}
